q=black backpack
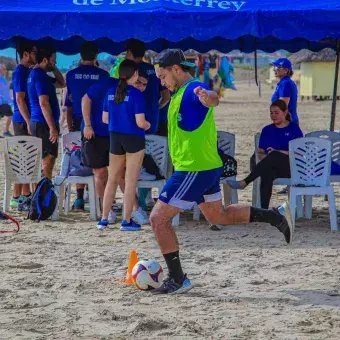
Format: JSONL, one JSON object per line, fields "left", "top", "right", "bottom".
{"left": 28, "top": 177, "right": 57, "bottom": 221}
{"left": 219, "top": 151, "right": 237, "bottom": 178}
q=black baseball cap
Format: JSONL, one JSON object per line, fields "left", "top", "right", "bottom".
{"left": 154, "top": 49, "right": 196, "bottom": 68}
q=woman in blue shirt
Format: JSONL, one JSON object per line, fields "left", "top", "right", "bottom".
{"left": 97, "top": 60, "right": 150, "bottom": 231}
{"left": 270, "top": 58, "right": 299, "bottom": 125}
{"left": 228, "top": 99, "right": 303, "bottom": 208}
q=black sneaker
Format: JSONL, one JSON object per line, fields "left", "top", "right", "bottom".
{"left": 151, "top": 274, "right": 193, "bottom": 295}
{"left": 273, "top": 202, "right": 294, "bottom": 244}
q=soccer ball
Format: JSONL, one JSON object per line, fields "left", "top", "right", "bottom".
{"left": 132, "top": 259, "right": 164, "bottom": 291}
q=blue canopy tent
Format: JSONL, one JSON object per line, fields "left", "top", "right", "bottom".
{"left": 0, "top": 0, "right": 339, "bottom": 127}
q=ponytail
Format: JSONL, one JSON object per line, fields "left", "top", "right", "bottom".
{"left": 114, "top": 59, "right": 138, "bottom": 104}
{"left": 114, "top": 78, "right": 128, "bottom": 104}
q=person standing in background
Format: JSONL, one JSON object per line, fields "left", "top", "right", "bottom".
{"left": 28, "top": 46, "right": 65, "bottom": 180}
{"left": 0, "top": 64, "right": 13, "bottom": 137}
{"left": 270, "top": 57, "right": 298, "bottom": 194}
{"left": 10, "top": 41, "right": 38, "bottom": 210}
{"left": 65, "top": 41, "right": 110, "bottom": 210}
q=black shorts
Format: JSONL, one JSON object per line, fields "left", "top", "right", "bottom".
{"left": 13, "top": 122, "right": 29, "bottom": 136}
{"left": 157, "top": 122, "right": 168, "bottom": 137}
{"left": 72, "top": 117, "right": 82, "bottom": 132}
{"left": 30, "top": 122, "right": 59, "bottom": 159}
{"left": 0, "top": 104, "right": 13, "bottom": 117}
{"left": 110, "top": 132, "right": 145, "bottom": 155}
{"left": 82, "top": 134, "right": 110, "bottom": 169}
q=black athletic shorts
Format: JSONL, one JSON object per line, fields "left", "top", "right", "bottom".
{"left": 13, "top": 122, "right": 29, "bottom": 136}
{"left": 157, "top": 122, "right": 168, "bottom": 137}
{"left": 72, "top": 117, "right": 82, "bottom": 132}
{"left": 30, "top": 122, "right": 59, "bottom": 159}
{"left": 0, "top": 104, "right": 13, "bottom": 117}
{"left": 82, "top": 134, "right": 110, "bottom": 169}
{"left": 110, "top": 132, "right": 145, "bottom": 155}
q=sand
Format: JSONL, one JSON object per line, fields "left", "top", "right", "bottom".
{"left": 1, "top": 79, "right": 340, "bottom": 340}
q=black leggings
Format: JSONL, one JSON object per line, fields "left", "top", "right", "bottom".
{"left": 244, "top": 151, "right": 290, "bottom": 209}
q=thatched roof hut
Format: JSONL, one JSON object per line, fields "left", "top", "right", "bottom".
{"left": 290, "top": 48, "right": 337, "bottom": 64}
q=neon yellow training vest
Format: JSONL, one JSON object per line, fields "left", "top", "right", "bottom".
{"left": 168, "top": 80, "right": 222, "bottom": 172}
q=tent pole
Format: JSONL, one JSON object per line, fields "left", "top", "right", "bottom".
{"left": 254, "top": 39, "right": 258, "bottom": 86}
{"left": 330, "top": 40, "right": 340, "bottom": 131}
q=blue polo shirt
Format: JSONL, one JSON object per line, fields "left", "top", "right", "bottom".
{"left": 28, "top": 68, "right": 60, "bottom": 124}
{"left": 12, "top": 65, "right": 30, "bottom": 123}
{"left": 66, "top": 65, "right": 110, "bottom": 119}
{"left": 137, "top": 62, "right": 163, "bottom": 134}
{"left": 84, "top": 77, "right": 118, "bottom": 137}
{"left": 103, "top": 85, "right": 146, "bottom": 138}
{"left": 271, "top": 76, "right": 298, "bottom": 122}
{"left": 259, "top": 123, "right": 303, "bottom": 154}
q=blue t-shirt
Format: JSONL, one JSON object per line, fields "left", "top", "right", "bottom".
{"left": 103, "top": 85, "right": 146, "bottom": 138}
{"left": 12, "top": 65, "right": 30, "bottom": 123}
{"left": 85, "top": 77, "right": 118, "bottom": 137}
{"left": 259, "top": 123, "right": 303, "bottom": 154}
{"left": 137, "top": 62, "right": 163, "bottom": 134}
{"left": 271, "top": 76, "right": 298, "bottom": 122}
{"left": 176, "top": 81, "right": 210, "bottom": 132}
{"left": 66, "top": 65, "right": 109, "bottom": 119}
{"left": 0, "top": 75, "right": 12, "bottom": 106}
{"left": 28, "top": 68, "right": 60, "bottom": 124}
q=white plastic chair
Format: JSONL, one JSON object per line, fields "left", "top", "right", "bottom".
{"left": 192, "top": 131, "right": 238, "bottom": 221}
{"left": 251, "top": 133, "right": 304, "bottom": 218}
{"left": 2, "top": 136, "right": 42, "bottom": 211}
{"left": 289, "top": 137, "right": 337, "bottom": 231}
{"left": 303, "top": 130, "right": 340, "bottom": 218}
{"left": 52, "top": 131, "right": 100, "bottom": 221}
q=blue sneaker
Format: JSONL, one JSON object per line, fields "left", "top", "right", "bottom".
{"left": 72, "top": 198, "right": 85, "bottom": 211}
{"left": 120, "top": 220, "right": 141, "bottom": 231}
{"left": 151, "top": 274, "right": 193, "bottom": 295}
{"left": 97, "top": 219, "right": 108, "bottom": 231}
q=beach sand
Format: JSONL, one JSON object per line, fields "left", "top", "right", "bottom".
{"left": 1, "top": 79, "right": 340, "bottom": 339}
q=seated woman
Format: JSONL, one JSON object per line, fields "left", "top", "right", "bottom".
{"left": 228, "top": 99, "right": 303, "bottom": 209}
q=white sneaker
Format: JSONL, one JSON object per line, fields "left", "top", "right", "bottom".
{"left": 139, "top": 167, "right": 156, "bottom": 181}
{"left": 132, "top": 208, "right": 149, "bottom": 225}
{"left": 108, "top": 209, "right": 117, "bottom": 224}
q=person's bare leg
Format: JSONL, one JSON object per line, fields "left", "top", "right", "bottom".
{"left": 13, "top": 184, "right": 22, "bottom": 199}
{"left": 21, "top": 184, "right": 31, "bottom": 196}
{"left": 42, "top": 155, "right": 56, "bottom": 180}
{"left": 4, "top": 116, "right": 12, "bottom": 133}
{"left": 101, "top": 154, "right": 125, "bottom": 220}
{"left": 93, "top": 167, "right": 108, "bottom": 201}
{"left": 124, "top": 150, "right": 144, "bottom": 221}
{"left": 199, "top": 200, "right": 293, "bottom": 244}
{"left": 118, "top": 170, "right": 140, "bottom": 211}
{"left": 150, "top": 200, "right": 182, "bottom": 253}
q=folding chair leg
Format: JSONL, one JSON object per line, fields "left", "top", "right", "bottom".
{"left": 327, "top": 189, "right": 338, "bottom": 231}
{"left": 222, "top": 183, "right": 231, "bottom": 207}
{"left": 52, "top": 183, "right": 61, "bottom": 221}
{"left": 289, "top": 192, "right": 297, "bottom": 222}
{"left": 88, "top": 179, "right": 97, "bottom": 221}
{"left": 64, "top": 183, "right": 71, "bottom": 215}
{"left": 3, "top": 180, "right": 11, "bottom": 212}
{"left": 193, "top": 204, "right": 200, "bottom": 221}
{"left": 172, "top": 214, "right": 180, "bottom": 227}
{"left": 304, "top": 195, "right": 312, "bottom": 219}
{"left": 296, "top": 195, "right": 304, "bottom": 219}
{"left": 231, "top": 188, "right": 238, "bottom": 204}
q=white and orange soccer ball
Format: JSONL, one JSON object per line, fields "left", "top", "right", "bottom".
{"left": 132, "top": 259, "right": 164, "bottom": 291}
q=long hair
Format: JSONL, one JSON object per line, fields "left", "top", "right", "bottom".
{"left": 114, "top": 59, "right": 138, "bottom": 104}
{"left": 270, "top": 99, "right": 291, "bottom": 122}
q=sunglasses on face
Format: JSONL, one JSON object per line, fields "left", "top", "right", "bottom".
{"left": 273, "top": 66, "right": 285, "bottom": 71}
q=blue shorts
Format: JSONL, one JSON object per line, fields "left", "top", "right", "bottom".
{"left": 159, "top": 167, "right": 223, "bottom": 210}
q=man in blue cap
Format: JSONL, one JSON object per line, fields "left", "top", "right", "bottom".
{"left": 270, "top": 58, "right": 298, "bottom": 124}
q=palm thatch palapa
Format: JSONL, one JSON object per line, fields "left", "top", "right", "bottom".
{"left": 290, "top": 48, "right": 337, "bottom": 65}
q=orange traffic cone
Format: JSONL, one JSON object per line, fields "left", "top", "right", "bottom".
{"left": 123, "top": 250, "right": 139, "bottom": 284}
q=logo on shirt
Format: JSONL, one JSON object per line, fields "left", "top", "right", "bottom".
{"left": 75, "top": 74, "right": 100, "bottom": 80}
{"left": 178, "top": 113, "right": 182, "bottom": 122}
{"left": 161, "top": 192, "right": 167, "bottom": 198}
{"left": 285, "top": 133, "right": 291, "bottom": 136}
{"left": 108, "top": 94, "right": 129, "bottom": 102}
